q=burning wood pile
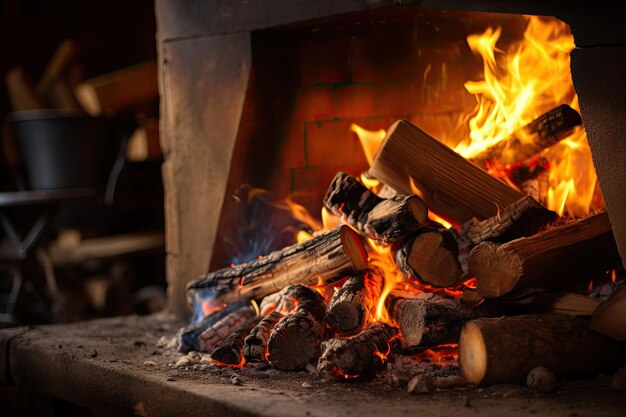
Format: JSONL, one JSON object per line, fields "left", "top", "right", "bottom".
{"left": 174, "top": 113, "right": 626, "bottom": 389}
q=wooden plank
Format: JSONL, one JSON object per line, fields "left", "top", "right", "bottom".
{"left": 370, "top": 120, "right": 522, "bottom": 224}
{"left": 159, "top": 34, "right": 251, "bottom": 318}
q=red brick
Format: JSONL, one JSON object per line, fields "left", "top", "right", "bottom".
{"left": 292, "top": 86, "right": 335, "bottom": 122}
{"left": 299, "top": 38, "right": 352, "bottom": 85}
{"left": 278, "top": 122, "right": 306, "bottom": 169}
{"left": 335, "top": 85, "right": 377, "bottom": 120}
{"left": 306, "top": 120, "right": 369, "bottom": 169}
{"left": 350, "top": 30, "right": 416, "bottom": 84}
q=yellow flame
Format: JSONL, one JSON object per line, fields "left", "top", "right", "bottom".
{"left": 296, "top": 230, "right": 313, "bottom": 243}
{"left": 321, "top": 207, "right": 341, "bottom": 230}
{"left": 367, "top": 238, "right": 404, "bottom": 322}
{"left": 250, "top": 299, "right": 260, "bottom": 316}
{"left": 350, "top": 124, "right": 386, "bottom": 166}
{"left": 284, "top": 198, "right": 321, "bottom": 231}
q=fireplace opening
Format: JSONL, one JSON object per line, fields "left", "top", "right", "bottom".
{"left": 2, "top": 2, "right": 626, "bottom": 416}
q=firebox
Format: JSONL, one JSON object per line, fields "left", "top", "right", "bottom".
{"left": 1, "top": 1, "right": 626, "bottom": 416}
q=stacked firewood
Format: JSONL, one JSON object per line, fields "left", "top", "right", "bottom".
{"left": 178, "top": 113, "right": 626, "bottom": 387}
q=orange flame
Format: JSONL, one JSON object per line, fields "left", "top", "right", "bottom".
{"left": 351, "top": 124, "right": 386, "bottom": 166}
{"left": 351, "top": 17, "right": 600, "bottom": 218}
{"left": 366, "top": 238, "right": 405, "bottom": 323}
{"left": 211, "top": 355, "right": 246, "bottom": 369}
{"left": 201, "top": 301, "right": 227, "bottom": 318}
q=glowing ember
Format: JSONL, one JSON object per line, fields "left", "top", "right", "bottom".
{"left": 201, "top": 301, "right": 227, "bottom": 318}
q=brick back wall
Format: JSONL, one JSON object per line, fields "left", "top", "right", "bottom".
{"left": 210, "top": 10, "right": 528, "bottom": 268}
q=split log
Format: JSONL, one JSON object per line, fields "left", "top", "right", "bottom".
{"left": 459, "top": 315, "right": 626, "bottom": 386}
{"left": 369, "top": 119, "right": 522, "bottom": 224}
{"left": 469, "top": 211, "right": 622, "bottom": 298}
{"left": 177, "top": 302, "right": 248, "bottom": 353}
{"left": 469, "top": 105, "right": 582, "bottom": 167}
{"left": 394, "top": 222, "right": 464, "bottom": 287}
{"left": 267, "top": 286, "right": 327, "bottom": 370}
{"left": 317, "top": 323, "right": 398, "bottom": 381}
{"left": 243, "top": 311, "right": 284, "bottom": 362}
{"left": 211, "top": 316, "right": 260, "bottom": 367}
{"left": 196, "top": 306, "right": 257, "bottom": 353}
{"left": 326, "top": 270, "right": 383, "bottom": 335}
{"left": 385, "top": 292, "right": 485, "bottom": 348}
{"left": 187, "top": 225, "right": 368, "bottom": 303}
{"left": 456, "top": 196, "right": 556, "bottom": 274}
{"left": 592, "top": 284, "right": 626, "bottom": 341}
{"left": 323, "top": 172, "right": 427, "bottom": 244}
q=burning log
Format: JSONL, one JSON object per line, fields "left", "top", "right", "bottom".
{"left": 508, "top": 158, "right": 550, "bottom": 204}
{"left": 456, "top": 196, "right": 556, "bottom": 271}
{"left": 323, "top": 172, "right": 427, "bottom": 244}
{"left": 459, "top": 315, "right": 626, "bottom": 386}
{"left": 187, "top": 225, "right": 368, "bottom": 303}
{"left": 394, "top": 223, "right": 464, "bottom": 287}
{"left": 211, "top": 316, "right": 261, "bottom": 367}
{"left": 317, "top": 323, "right": 398, "bottom": 381}
{"left": 591, "top": 284, "right": 626, "bottom": 341}
{"left": 369, "top": 119, "right": 522, "bottom": 224}
{"left": 385, "top": 292, "right": 485, "bottom": 348}
{"left": 469, "top": 104, "right": 582, "bottom": 167}
{"left": 326, "top": 270, "right": 383, "bottom": 335}
{"left": 267, "top": 285, "right": 327, "bottom": 370}
{"left": 469, "top": 211, "right": 622, "bottom": 298}
{"left": 177, "top": 302, "right": 247, "bottom": 353}
{"left": 243, "top": 311, "right": 284, "bottom": 362}
{"left": 197, "top": 306, "right": 257, "bottom": 353}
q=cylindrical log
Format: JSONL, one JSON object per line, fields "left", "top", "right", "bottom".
{"left": 196, "top": 306, "right": 257, "bottom": 353}
{"left": 176, "top": 302, "right": 248, "bottom": 353}
{"left": 469, "top": 104, "right": 582, "bottom": 166}
{"left": 386, "top": 292, "right": 485, "bottom": 348}
{"left": 323, "top": 172, "right": 427, "bottom": 244}
{"left": 459, "top": 315, "right": 626, "bottom": 386}
{"left": 267, "top": 286, "right": 327, "bottom": 370}
{"left": 187, "top": 225, "right": 368, "bottom": 303}
{"left": 469, "top": 211, "right": 622, "bottom": 298}
{"left": 591, "top": 284, "right": 626, "bottom": 341}
{"left": 326, "top": 270, "right": 383, "bottom": 335}
{"left": 317, "top": 323, "right": 398, "bottom": 381}
{"left": 243, "top": 311, "right": 284, "bottom": 362}
{"left": 394, "top": 223, "right": 464, "bottom": 287}
{"left": 211, "top": 316, "right": 260, "bottom": 367}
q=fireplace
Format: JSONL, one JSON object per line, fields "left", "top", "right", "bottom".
{"left": 1, "top": 1, "right": 626, "bottom": 416}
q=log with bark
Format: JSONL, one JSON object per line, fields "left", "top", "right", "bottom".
{"left": 459, "top": 315, "right": 626, "bottom": 386}
{"left": 326, "top": 270, "right": 383, "bottom": 335}
{"left": 196, "top": 306, "right": 257, "bottom": 353}
{"left": 394, "top": 222, "right": 464, "bottom": 287}
{"left": 211, "top": 316, "right": 261, "bottom": 367}
{"left": 177, "top": 302, "right": 248, "bottom": 353}
{"left": 592, "top": 284, "right": 626, "bottom": 341}
{"left": 469, "top": 104, "right": 582, "bottom": 167}
{"left": 469, "top": 211, "right": 622, "bottom": 298}
{"left": 317, "top": 323, "right": 398, "bottom": 381}
{"left": 323, "top": 172, "right": 427, "bottom": 244}
{"left": 243, "top": 311, "right": 285, "bottom": 362}
{"left": 369, "top": 119, "right": 522, "bottom": 224}
{"left": 266, "top": 286, "right": 327, "bottom": 370}
{"left": 385, "top": 292, "right": 486, "bottom": 348}
{"left": 455, "top": 196, "right": 556, "bottom": 272}
{"left": 187, "top": 225, "right": 368, "bottom": 303}
{"left": 487, "top": 288, "right": 601, "bottom": 316}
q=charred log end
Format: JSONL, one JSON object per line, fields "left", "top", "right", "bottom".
{"left": 407, "top": 231, "right": 463, "bottom": 287}
{"left": 242, "top": 343, "right": 266, "bottom": 363}
{"left": 267, "top": 309, "right": 324, "bottom": 371}
{"left": 469, "top": 242, "right": 521, "bottom": 298}
{"left": 211, "top": 346, "right": 246, "bottom": 368}
{"left": 340, "top": 225, "right": 369, "bottom": 270}
{"left": 397, "top": 301, "right": 427, "bottom": 347}
{"left": 317, "top": 338, "right": 386, "bottom": 382}
{"left": 325, "top": 302, "right": 362, "bottom": 335}
{"left": 407, "top": 195, "right": 429, "bottom": 225}
{"left": 458, "top": 321, "right": 487, "bottom": 385}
